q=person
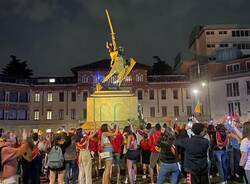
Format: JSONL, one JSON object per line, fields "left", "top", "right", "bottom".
{"left": 140, "top": 133, "right": 151, "bottom": 179}
{"left": 175, "top": 123, "right": 209, "bottom": 184}
{"left": 0, "top": 129, "right": 32, "bottom": 183}
{"left": 48, "top": 132, "right": 71, "bottom": 184}
{"left": 22, "top": 132, "right": 45, "bottom": 184}
{"left": 76, "top": 129, "right": 94, "bottom": 184}
{"left": 126, "top": 131, "right": 139, "bottom": 184}
{"left": 64, "top": 128, "right": 78, "bottom": 184}
{"left": 100, "top": 123, "right": 118, "bottom": 184}
{"left": 89, "top": 132, "right": 99, "bottom": 180}
{"left": 240, "top": 121, "right": 250, "bottom": 183}
{"left": 148, "top": 123, "right": 161, "bottom": 184}
{"left": 110, "top": 124, "right": 123, "bottom": 184}
{"left": 213, "top": 124, "right": 228, "bottom": 183}
{"left": 156, "top": 127, "right": 179, "bottom": 184}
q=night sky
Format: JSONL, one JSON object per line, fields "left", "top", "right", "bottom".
{"left": 0, "top": 0, "right": 250, "bottom": 76}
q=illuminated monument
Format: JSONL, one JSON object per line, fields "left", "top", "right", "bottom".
{"left": 85, "top": 10, "right": 138, "bottom": 129}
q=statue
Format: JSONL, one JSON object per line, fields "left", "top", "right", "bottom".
{"left": 96, "top": 9, "right": 136, "bottom": 91}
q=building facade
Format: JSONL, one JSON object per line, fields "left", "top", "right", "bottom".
{"left": 189, "top": 24, "right": 250, "bottom": 61}
{"left": 0, "top": 60, "right": 199, "bottom": 131}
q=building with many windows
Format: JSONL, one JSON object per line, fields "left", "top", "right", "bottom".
{"left": 189, "top": 24, "right": 250, "bottom": 62}
{"left": 0, "top": 60, "right": 198, "bottom": 131}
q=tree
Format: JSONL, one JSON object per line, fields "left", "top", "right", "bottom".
{"left": 2, "top": 55, "right": 33, "bottom": 78}
{"left": 150, "top": 56, "right": 172, "bottom": 75}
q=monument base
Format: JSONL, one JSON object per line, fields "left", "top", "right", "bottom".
{"left": 83, "top": 90, "right": 138, "bottom": 129}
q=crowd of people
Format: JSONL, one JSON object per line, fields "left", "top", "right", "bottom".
{"left": 0, "top": 116, "right": 249, "bottom": 184}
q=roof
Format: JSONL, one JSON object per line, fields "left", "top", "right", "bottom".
{"left": 71, "top": 59, "right": 151, "bottom": 74}
{"left": 148, "top": 75, "right": 189, "bottom": 82}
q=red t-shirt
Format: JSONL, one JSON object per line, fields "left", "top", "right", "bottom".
{"left": 88, "top": 138, "right": 98, "bottom": 153}
{"left": 148, "top": 130, "right": 161, "bottom": 154}
{"left": 140, "top": 139, "right": 150, "bottom": 151}
{"left": 111, "top": 131, "right": 123, "bottom": 153}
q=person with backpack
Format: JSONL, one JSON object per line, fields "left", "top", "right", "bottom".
{"left": 148, "top": 123, "right": 161, "bottom": 184}
{"left": 64, "top": 128, "right": 78, "bottom": 184}
{"left": 0, "top": 129, "right": 31, "bottom": 184}
{"left": 213, "top": 123, "right": 228, "bottom": 183}
{"left": 47, "top": 132, "right": 71, "bottom": 184}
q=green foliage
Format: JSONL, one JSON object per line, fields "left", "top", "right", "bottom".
{"left": 2, "top": 55, "right": 33, "bottom": 78}
{"left": 150, "top": 56, "right": 172, "bottom": 75}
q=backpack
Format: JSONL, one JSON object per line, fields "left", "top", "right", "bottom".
{"left": 47, "top": 145, "right": 64, "bottom": 169}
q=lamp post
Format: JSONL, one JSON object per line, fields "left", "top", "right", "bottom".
{"left": 201, "top": 81, "right": 211, "bottom": 120}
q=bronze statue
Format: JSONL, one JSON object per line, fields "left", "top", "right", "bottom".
{"left": 96, "top": 9, "right": 136, "bottom": 91}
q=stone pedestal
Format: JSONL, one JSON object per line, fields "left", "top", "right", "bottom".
{"left": 83, "top": 90, "right": 138, "bottom": 129}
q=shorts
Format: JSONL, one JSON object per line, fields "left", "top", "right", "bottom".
{"left": 113, "top": 153, "right": 121, "bottom": 167}
{"left": 149, "top": 152, "right": 160, "bottom": 169}
{"left": 102, "top": 147, "right": 113, "bottom": 161}
{"left": 141, "top": 150, "right": 151, "bottom": 164}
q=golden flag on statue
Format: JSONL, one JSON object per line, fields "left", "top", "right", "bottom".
{"left": 194, "top": 97, "right": 201, "bottom": 113}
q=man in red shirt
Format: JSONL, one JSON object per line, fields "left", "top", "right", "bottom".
{"left": 111, "top": 124, "right": 124, "bottom": 184}
{"left": 148, "top": 123, "right": 161, "bottom": 184}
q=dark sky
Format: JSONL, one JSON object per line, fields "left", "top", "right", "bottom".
{"left": 0, "top": 0, "right": 250, "bottom": 76}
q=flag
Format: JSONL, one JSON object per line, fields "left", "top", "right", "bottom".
{"left": 194, "top": 97, "right": 201, "bottom": 113}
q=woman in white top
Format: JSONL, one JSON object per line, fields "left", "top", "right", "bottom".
{"left": 240, "top": 121, "right": 250, "bottom": 183}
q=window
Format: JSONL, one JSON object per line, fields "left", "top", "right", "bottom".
{"left": 232, "top": 31, "right": 236, "bottom": 37}
{"left": 34, "top": 92, "right": 40, "bottom": 102}
{"left": 0, "top": 109, "right": 4, "bottom": 120}
{"left": 19, "top": 92, "right": 28, "bottom": 102}
{"left": 219, "top": 31, "right": 227, "bottom": 35}
{"left": 59, "top": 109, "right": 64, "bottom": 120}
{"left": 150, "top": 107, "right": 155, "bottom": 117}
{"left": 246, "top": 62, "right": 250, "bottom": 70}
{"left": 220, "top": 44, "right": 228, "bottom": 48}
{"left": 247, "top": 81, "right": 250, "bottom": 95}
{"left": 83, "top": 108, "right": 87, "bottom": 119}
{"left": 71, "top": 109, "right": 76, "bottom": 120}
{"left": 161, "top": 89, "right": 166, "bottom": 100}
{"left": 71, "top": 92, "right": 76, "bottom": 102}
{"left": 162, "top": 106, "right": 167, "bottom": 116}
{"left": 187, "top": 106, "right": 192, "bottom": 116}
{"left": 149, "top": 90, "right": 154, "bottom": 100}
{"left": 226, "top": 83, "right": 232, "bottom": 97}
{"left": 47, "top": 110, "right": 52, "bottom": 120}
{"left": 235, "top": 102, "right": 241, "bottom": 116}
{"left": 207, "top": 44, "right": 215, "bottom": 48}
{"left": 136, "top": 74, "right": 143, "bottom": 82}
{"left": 59, "top": 92, "right": 64, "bottom": 102}
{"left": 174, "top": 106, "right": 179, "bottom": 117}
{"left": 206, "top": 31, "right": 214, "bottom": 35}
{"left": 83, "top": 91, "right": 88, "bottom": 101}
{"left": 9, "top": 109, "right": 17, "bottom": 120}
{"left": 186, "top": 89, "right": 191, "bottom": 99}
{"left": 0, "top": 91, "right": 5, "bottom": 102}
{"left": 81, "top": 75, "right": 88, "bottom": 83}
{"left": 9, "top": 91, "right": 18, "bottom": 102}
{"left": 226, "top": 63, "right": 240, "bottom": 73}
{"left": 34, "top": 111, "right": 40, "bottom": 120}
{"left": 47, "top": 92, "right": 52, "bottom": 102}
{"left": 18, "top": 110, "right": 27, "bottom": 120}
{"left": 137, "top": 90, "right": 143, "bottom": 100}
{"left": 125, "top": 76, "right": 132, "bottom": 82}
{"left": 233, "top": 82, "right": 239, "bottom": 96}
{"left": 173, "top": 89, "right": 178, "bottom": 99}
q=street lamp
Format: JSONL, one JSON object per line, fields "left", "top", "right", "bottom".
{"left": 201, "top": 82, "right": 207, "bottom": 87}
{"left": 192, "top": 89, "right": 199, "bottom": 95}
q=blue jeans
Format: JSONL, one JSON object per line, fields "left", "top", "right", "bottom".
{"left": 214, "top": 150, "right": 228, "bottom": 182}
{"left": 64, "top": 160, "right": 78, "bottom": 184}
{"left": 157, "top": 162, "right": 179, "bottom": 184}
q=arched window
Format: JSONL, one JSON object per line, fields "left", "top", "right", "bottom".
{"left": 136, "top": 74, "right": 143, "bottom": 82}
{"left": 81, "top": 75, "right": 89, "bottom": 83}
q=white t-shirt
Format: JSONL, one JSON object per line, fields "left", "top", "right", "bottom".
{"left": 240, "top": 138, "right": 250, "bottom": 170}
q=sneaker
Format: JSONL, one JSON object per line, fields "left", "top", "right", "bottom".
{"left": 142, "top": 175, "right": 147, "bottom": 179}
{"left": 124, "top": 177, "right": 128, "bottom": 184}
